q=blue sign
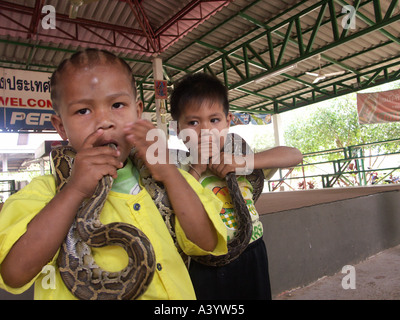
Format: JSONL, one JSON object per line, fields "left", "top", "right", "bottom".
{"left": 1, "top": 107, "right": 55, "bottom": 131}
{"left": 231, "top": 113, "right": 272, "bottom": 126}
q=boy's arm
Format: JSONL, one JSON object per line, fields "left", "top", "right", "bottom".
{"left": 124, "top": 120, "right": 218, "bottom": 252}
{"left": 208, "top": 146, "right": 303, "bottom": 178}
{"left": 0, "top": 129, "right": 122, "bottom": 288}
{"left": 157, "top": 165, "right": 218, "bottom": 251}
{"left": 253, "top": 146, "right": 303, "bottom": 169}
{"left": 1, "top": 183, "right": 87, "bottom": 288}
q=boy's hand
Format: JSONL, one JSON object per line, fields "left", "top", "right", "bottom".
{"left": 208, "top": 152, "right": 247, "bottom": 178}
{"left": 125, "top": 121, "right": 218, "bottom": 252}
{"left": 124, "top": 119, "right": 173, "bottom": 182}
{"left": 199, "top": 131, "right": 220, "bottom": 164}
{"left": 66, "top": 129, "right": 123, "bottom": 199}
{"left": 188, "top": 130, "right": 221, "bottom": 178}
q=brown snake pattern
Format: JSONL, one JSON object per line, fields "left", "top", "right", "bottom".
{"left": 51, "top": 135, "right": 264, "bottom": 299}
{"left": 189, "top": 133, "right": 264, "bottom": 267}
{"left": 52, "top": 144, "right": 155, "bottom": 300}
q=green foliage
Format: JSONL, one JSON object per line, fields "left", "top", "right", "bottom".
{"left": 284, "top": 91, "right": 400, "bottom": 160}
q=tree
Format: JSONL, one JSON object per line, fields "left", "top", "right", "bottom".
{"left": 284, "top": 92, "right": 400, "bottom": 158}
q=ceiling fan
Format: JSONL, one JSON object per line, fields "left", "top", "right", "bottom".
{"left": 69, "top": 0, "right": 100, "bottom": 19}
{"left": 306, "top": 54, "right": 345, "bottom": 84}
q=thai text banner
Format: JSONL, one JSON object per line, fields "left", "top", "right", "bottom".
{"left": 0, "top": 67, "right": 55, "bottom": 131}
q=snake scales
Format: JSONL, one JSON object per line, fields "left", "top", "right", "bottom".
{"left": 188, "top": 133, "right": 264, "bottom": 267}
{"left": 51, "top": 134, "right": 264, "bottom": 300}
{"left": 51, "top": 144, "right": 155, "bottom": 300}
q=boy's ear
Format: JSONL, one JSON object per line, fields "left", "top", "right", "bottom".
{"left": 226, "top": 112, "right": 233, "bottom": 127}
{"left": 51, "top": 114, "right": 68, "bottom": 141}
{"left": 136, "top": 99, "right": 144, "bottom": 119}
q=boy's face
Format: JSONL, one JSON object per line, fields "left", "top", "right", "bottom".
{"left": 51, "top": 62, "right": 143, "bottom": 163}
{"left": 177, "top": 100, "right": 233, "bottom": 155}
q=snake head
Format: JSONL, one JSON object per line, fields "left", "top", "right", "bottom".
{"left": 107, "top": 143, "right": 117, "bottom": 150}
{"left": 95, "top": 141, "right": 118, "bottom": 150}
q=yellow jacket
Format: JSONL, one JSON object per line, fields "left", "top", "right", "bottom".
{"left": 0, "top": 169, "right": 226, "bottom": 300}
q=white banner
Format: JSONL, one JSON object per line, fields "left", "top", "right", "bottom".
{"left": 0, "top": 67, "right": 54, "bottom": 131}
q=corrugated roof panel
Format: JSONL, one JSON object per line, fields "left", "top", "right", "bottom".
{"left": 142, "top": 0, "right": 193, "bottom": 30}
{"left": 0, "top": 0, "right": 399, "bottom": 120}
{"left": 201, "top": 17, "right": 253, "bottom": 46}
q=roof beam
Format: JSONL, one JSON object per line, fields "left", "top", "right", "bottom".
{"left": 268, "top": 57, "right": 400, "bottom": 113}
{"left": 334, "top": 0, "right": 400, "bottom": 46}
{"left": 127, "top": 0, "right": 160, "bottom": 53}
{"left": 239, "top": 8, "right": 364, "bottom": 78}
{"left": 27, "top": 0, "right": 45, "bottom": 39}
{"left": 184, "top": 0, "right": 400, "bottom": 114}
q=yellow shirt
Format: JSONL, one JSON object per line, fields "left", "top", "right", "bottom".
{"left": 0, "top": 170, "right": 226, "bottom": 300}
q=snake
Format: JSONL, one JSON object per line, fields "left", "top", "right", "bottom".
{"left": 188, "top": 133, "right": 265, "bottom": 267}
{"left": 52, "top": 144, "right": 155, "bottom": 300}
{"left": 51, "top": 134, "right": 264, "bottom": 299}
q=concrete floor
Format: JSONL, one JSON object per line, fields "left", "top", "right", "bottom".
{"left": 274, "top": 244, "right": 400, "bottom": 300}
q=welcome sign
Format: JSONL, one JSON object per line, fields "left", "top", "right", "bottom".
{"left": 0, "top": 67, "right": 55, "bottom": 131}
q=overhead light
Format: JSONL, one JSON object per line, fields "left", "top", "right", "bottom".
{"left": 254, "top": 63, "right": 297, "bottom": 84}
{"left": 68, "top": 0, "right": 100, "bottom": 19}
{"left": 69, "top": 0, "right": 83, "bottom": 19}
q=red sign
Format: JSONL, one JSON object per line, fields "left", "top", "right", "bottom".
{"left": 357, "top": 88, "right": 400, "bottom": 124}
{"left": 154, "top": 80, "right": 167, "bottom": 99}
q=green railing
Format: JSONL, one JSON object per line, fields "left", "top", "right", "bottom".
{"left": 268, "top": 139, "right": 400, "bottom": 191}
{"left": 0, "top": 180, "right": 16, "bottom": 203}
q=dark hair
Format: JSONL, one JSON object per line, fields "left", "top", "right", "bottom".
{"left": 170, "top": 73, "right": 229, "bottom": 120}
{"left": 50, "top": 48, "right": 136, "bottom": 112}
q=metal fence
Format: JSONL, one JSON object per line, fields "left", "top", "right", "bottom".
{"left": 0, "top": 180, "right": 16, "bottom": 203}
{"left": 268, "top": 139, "right": 400, "bottom": 191}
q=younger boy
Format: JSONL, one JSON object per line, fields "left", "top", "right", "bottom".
{"left": 170, "top": 72, "right": 303, "bottom": 299}
{"left": 0, "top": 49, "right": 227, "bottom": 300}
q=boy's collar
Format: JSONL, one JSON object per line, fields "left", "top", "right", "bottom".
{"left": 114, "top": 157, "right": 133, "bottom": 182}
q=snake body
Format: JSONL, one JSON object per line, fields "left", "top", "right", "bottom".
{"left": 189, "top": 133, "right": 265, "bottom": 267}
{"left": 52, "top": 144, "right": 155, "bottom": 300}
{"left": 51, "top": 134, "right": 264, "bottom": 299}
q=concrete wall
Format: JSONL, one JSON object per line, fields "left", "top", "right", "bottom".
{"left": 258, "top": 186, "right": 400, "bottom": 296}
